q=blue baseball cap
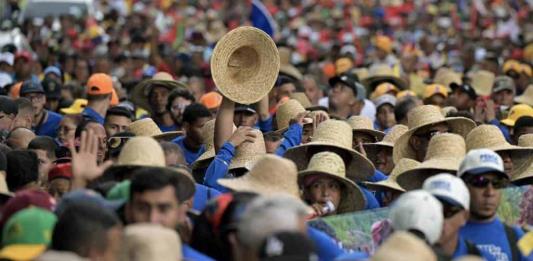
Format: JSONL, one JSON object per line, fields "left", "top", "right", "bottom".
{"left": 19, "top": 80, "right": 44, "bottom": 96}
{"left": 43, "top": 66, "right": 61, "bottom": 78}
{"left": 55, "top": 189, "right": 124, "bottom": 216}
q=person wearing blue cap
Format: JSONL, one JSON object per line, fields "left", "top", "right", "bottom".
{"left": 43, "top": 66, "right": 62, "bottom": 83}
{"left": 19, "top": 80, "right": 63, "bottom": 138}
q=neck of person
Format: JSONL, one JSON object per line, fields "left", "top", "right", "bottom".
{"left": 184, "top": 135, "right": 201, "bottom": 151}
{"left": 469, "top": 213, "right": 497, "bottom": 223}
{"left": 153, "top": 112, "right": 174, "bottom": 126}
{"left": 439, "top": 234, "right": 459, "bottom": 257}
{"left": 330, "top": 105, "right": 353, "bottom": 119}
{"left": 33, "top": 109, "right": 46, "bottom": 126}
{"left": 88, "top": 101, "right": 108, "bottom": 118}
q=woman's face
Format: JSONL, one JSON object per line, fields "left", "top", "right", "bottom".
{"left": 305, "top": 176, "right": 342, "bottom": 213}
{"left": 57, "top": 117, "right": 77, "bottom": 144}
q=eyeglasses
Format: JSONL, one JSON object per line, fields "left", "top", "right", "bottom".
{"left": 465, "top": 175, "right": 509, "bottom": 189}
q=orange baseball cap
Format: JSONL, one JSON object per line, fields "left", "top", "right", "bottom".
{"left": 200, "top": 91, "right": 222, "bottom": 110}
{"left": 424, "top": 84, "right": 448, "bottom": 99}
{"left": 9, "top": 82, "right": 22, "bottom": 98}
{"left": 86, "top": 73, "right": 113, "bottom": 95}
{"left": 110, "top": 88, "right": 119, "bottom": 106}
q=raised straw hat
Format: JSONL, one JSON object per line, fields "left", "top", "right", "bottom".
{"left": 192, "top": 119, "right": 237, "bottom": 171}
{"left": 278, "top": 47, "right": 303, "bottom": 80}
{"left": 274, "top": 99, "right": 313, "bottom": 134}
{"left": 218, "top": 154, "right": 300, "bottom": 198}
{"left": 433, "top": 68, "right": 462, "bottom": 92}
{"left": 289, "top": 92, "right": 328, "bottom": 112}
{"left": 299, "top": 152, "right": 366, "bottom": 212}
{"left": 127, "top": 118, "right": 182, "bottom": 141}
{"left": 131, "top": 72, "right": 186, "bottom": 114}
{"left": 397, "top": 133, "right": 466, "bottom": 191}
{"left": 363, "top": 124, "right": 408, "bottom": 162}
{"left": 362, "top": 64, "right": 407, "bottom": 91}
{"left": 392, "top": 105, "right": 475, "bottom": 163}
{"left": 363, "top": 158, "right": 420, "bottom": 193}
{"left": 228, "top": 128, "right": 266, "bottom": 171}
{"left": 284, "top": 119, "right": 375, "bottom": 182}
{"left": 514, "top": 85, "right": 533, "bottom": 106}
{"left": 346, "top": 116, "right": 385, "bottom": 141}
{"left": 211, "top": 26, "right": 280, "bottom": 104}
{"left": 512, "top": 134, "right": 533, "bottom": 185}
{"left": 121, "top": 224, "right": 182, "bottom": 261}
{"left": 371, "top": 231, "right": 437, "bottom": 261}
{"left": 470, "top": 70, "right": 495, "bottom": 97}
{"left": 466, "top": 125, "right": 533, "bottom": 177}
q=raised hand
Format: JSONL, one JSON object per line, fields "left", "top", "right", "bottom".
{"left": 228, "top": 126, "right": 257, "bottom": 147}
{"left": 69, "top": 130, "right": 113, "bottom": 188}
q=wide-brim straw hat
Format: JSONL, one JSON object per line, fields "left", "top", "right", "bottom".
{"left": 192, "top": 120, "right": 237, "bottom": 171}
{"left": 397, "top": 133, "right": 466, "bottom": 191}
{"left": 275, "top": 99, "right": 307, "bottom": 134}
{"left": 371, "top": 231, "right": 437, "bottom": 261}
{"left": 121, "top": 224, "right": 182, "bottom": 261}
{"left": 346, "top": 116, "right": 385, "bottom": 141}
{"left": 218, "top": 155, "right": 300, "bottom": 198}
{"left": 211, "top": 26, "right": 280, "bottom": 104}
{"left": 470, "top": 70, "right": 495, "bottom": 97}
{"left": 298, "top": 152, "right": 366, "bottom": 212}
{"left": 284, "top": 120, "right": 375, "bottom": 182}
{"left": 363, "top": 158, "right": 420, "bottom": 193}
{"left": 362, "top": 64, "right": 407, "bottom": 91}
{"left": 466, "top": 125, "right": 533, "bottom": 177}
{"left": 393, "top": 105, "right": 475, "bottom": 163}
{"left": 228, "top": 129, "right": 266, "bottom": 171}
{"left": 131, "top": 72, "right": 186, "bottom": 114}
{"left": 279, "top": 47, "right": 303, "bottom": 80}
{"left": 127, "top": 118, "right": 182, "bottom": 141}
{"left": 363, "top": 124, "right": 408, "bottom": 159}
{"left": 514, "top": 85, "right": 533, "bottom": 106}
{"left": 433, "top": 68, "right": 462, "bottom": 91}
{"left": 289, "top": 92, "right": 328, "bottom": 112}
{"left": 512, "top": 134, "right": 533, "bottom": 185}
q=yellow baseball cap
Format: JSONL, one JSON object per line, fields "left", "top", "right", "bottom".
{"left": 374, "top": 35, "right": 392, "bottom": 53}
{"left": 335, "top": 57, "right": 353, "bottom": 75}
{"left": 60, "top": 99, "right": 88, "bottom": 115}
{"left": 396, "top": 90, "right": 417, "bottom": 99}
{"left": 502, "top": 60, "right": 522, "bottom": 75}
{"left": 371, "top": 82, "right": 399, "bottom": 99}
{"left": 501, "top": 104, "right": 533, "bottom": 126}
{"left": 423, "top": 84, "right": 448, "bottom": 99}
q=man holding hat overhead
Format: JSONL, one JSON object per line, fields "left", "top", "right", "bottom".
{"left": 19, "top": 80, "right": 63, "bottom": 138}
{"left": 82, "top": 73, "right": 114, "bottom": 125}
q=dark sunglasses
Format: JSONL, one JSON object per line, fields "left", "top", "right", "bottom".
{"left": 440, "top": 201, "right": 464, "bottom": 219}
{"left": 466, "top": 175, "right": 509, "bottom": 189}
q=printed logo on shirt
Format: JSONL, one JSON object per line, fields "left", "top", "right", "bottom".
{"left": 477, "top": 244, "right": 509, "bottom": 261}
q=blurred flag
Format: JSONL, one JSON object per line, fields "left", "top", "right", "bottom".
{"left": 250, "top": 0, "right": 277, "bottom": 38}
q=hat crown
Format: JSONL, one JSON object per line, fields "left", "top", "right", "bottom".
{"left": 276, "top": 99, "right": 306, "bottom": 131}
{"left": 117, "top": 136, "right": 166, "bottom": 166}
{"left": 232, "top": 129, "right": 266, "bottom": 169}
{"left": 127, "top": 118, "right": 163, "bottom": 137}
{"left": 247, "top": 155, "right": 299, "bottom": 196}
{"left": 422, "top": 173, "right": 470, "bottom": 211}
{"left": 382, "top": 124, "right": 408, "bottom": 144}
{"left": 368, "top": 64, "right": 395, "bottom": 77}
{"left": 152, "top": 72, "right": 175, "bottom": 81}
{"left": 305, "top": 152, "right": 346, "bottom": 178}
{"left": 424, "top": 133, "right": 466, "bottom": 161}
{"left": 434, "top": 69, "right": 461, "bottom": 88}
{"left": 200, "top": 119, "right": 216, "bottom": 151}
{"left": 312, "top": 120, "right": 352, "bottom": 149}
{"left": 389, "top": 158, "right": 420, "bottom": 179}
{"left": 407, "top": 105, "right": 446, "bottom": 130}
{"left": 278, "top": 47, "right": 291, "bottom": 65}
{"left": 458, "top": 148, "right": 504, "bottom": 177}
{"left": 471, "top": 70, "right": 495, "bottom": 96}
{"left": 347, "top": 116, "right": 374, "bottom": 130}
{"left": 3, "top": 207, "right": 57, "bottom": 245}
{"left": 289, "top": 92, "right": 312, "bottom": 108}
{"left": 123, "top": 224, "right": 182, "bottom": 260}
{"left": 466, "top": 125, "right": 508, "bottom": 151}
{"left": 518, "top": 134, "right": 533, "bottom": 147}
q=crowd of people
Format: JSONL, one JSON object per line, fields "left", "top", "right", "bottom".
{"left": 0, "top": 0, "right": 532, "bottom": 260}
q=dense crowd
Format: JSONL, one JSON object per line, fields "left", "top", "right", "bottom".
{"left": 0, "top": 0, "right": 532, "bottom": 260}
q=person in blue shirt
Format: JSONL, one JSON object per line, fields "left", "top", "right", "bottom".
{"left": 172, "top": 103, "right": 211, "bottom": 165}
{"left": 19, "top": 80, "right": 62, "bottom": 138}
{"left": 458, "top": 149, "right": 528, "bottom": 261}
{"left": 82, "top": 73, "right": 114, "bottom": 125}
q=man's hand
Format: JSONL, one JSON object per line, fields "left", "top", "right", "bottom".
{"left": 484, "top": 99, "right": 496, "bottom": 122}
{"left": 310, "top": 111, "right": 329, "bottom": 130}
{"left": 289, "top": 111, "right": 310, "bottom": 127}
{"left": 69, "top": 130, "right": 113, "bottom": 188}
{"left": 228, "top": 126, "right": 257, "bottom": 147}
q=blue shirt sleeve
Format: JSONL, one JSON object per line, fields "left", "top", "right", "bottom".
{"left": 307, "top": 226, "right": 345, "bottom": 261}
{"left": 490, "top": 119, "right": 512, "bottom": 143}
{"left": 182, "top": 244, "right": 215, "bottom": 261}
{"left": 193, "top": 184, "right": 222, "bottom": 212}
{"left": 203, "top": 142, "right": 235, "bottom": 192}
{"left": 275, "top": 123, "right": 302, "bottom": 156}
{"left": 359, "top": 186, "right": 381, "bottom": 209}
{"left": 257, "top": 116, "right": 273, "bottom": 133}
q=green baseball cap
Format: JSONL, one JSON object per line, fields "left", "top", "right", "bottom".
{"left": 106, "top": 180, "right": 131, "bottom": 201}
{"left": 0, "top": 207, "right": 57, "bottom": 260}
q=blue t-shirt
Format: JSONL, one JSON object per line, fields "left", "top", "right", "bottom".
{"left": 35, "top": 110, "right": 62, "bottom": 138}
{"left": 460, "top": 217, "right": 526, "bottom": 261}
{"left": 82, "top": 107, "right": 105, "bottom": 125}
{"left": 193, "top": 184, "right": 221, "bottom": 212}
{"left": 182, "top": 244, "right": 215, "bottom": 261}
{"left": 360, "top": 186, "right": 380, "bottom": 209}
{"left": 307, "top": 226, "right": 345, "bottom": 261}
{"left": 158, "top": 123, "right": 178, "bottom": 133}
{"left": 172, "top": 136, "right": 205, "bottom": 165}
{"left": 452, "top": 235, "right": 491, "bottom": 260}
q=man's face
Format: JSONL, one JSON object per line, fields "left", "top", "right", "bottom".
{"left": 375, "top": 147, "right": 394, "bottom": 174}
{"left": 149, "top": 86, "right": 170, "bottom": 114}
{"left": 329, "top": 83, "right": 356, "bottom": 110}
{"left": 58, "top": 118, "right": 77, "bottom": 144}
{"left": 438, "top": 201, "right": 468, "bottom": 246}
{"left": 0, "top": 111, "right": 15, "bottom": 131}
{"left": 496, "top": 151, "right": 513, "bottom": 175}
{"left": 305, "top": 176, "right": 342, "bottom": 214}
{"left": 185, "top": 117, "right": 210, "bottom": 144}
{"left": 303, "top": 78, "right": 321, "bottom": 104}
{"left": 425, "top": 94, "right": 446, "bottom": 108}
{"left": 465, "top": 173, "right": 508, "bottom": 220}
{"left": 276, "top": 83, "right": 296, "bottom": 101}
{"left": 47, "top": 178, "right": 71, "bottom": 200}
{"left": 104, "top": 115, "right": 132, "bottom": 138}
{"left": 409, "top": 122, "right": 450, "bottom": 161}
{"left": 233, "top": 111, "right": 257, "bottom": 128}
{"left": 352, "top": 132, "right": 378, "bottom": 151}
{"left": 170, "top": 97, "right": 192, "bottom": 124}
{"left": 302, "top": 123, "right": 314, "bottom": 144}
{"left": 376, "top": 104, "right": 396, "bottom": 129}
{"left": 86, "top": 123, "right": 108, "bottom": 163}
{"left": 32, "top": 149, "right": 54, "bottom": 185}
{"left": 127, "top": 186, "right": 183, "bottom": 229}
{"left": 23, "top": 93, "right": 46, "bottom": 116}
{"left": 492, "top": 90, "right": 514, "bottom": 107}
{"left": 448, "top": 89, "right": 472, "bottom": 111}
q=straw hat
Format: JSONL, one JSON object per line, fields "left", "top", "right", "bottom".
{"left": 229, "top": 129, "right": 266, "bottom": 171}
{"left": 284, "top": 120, "right": 375, "bottom": 182}
{"left": 275, "top": 99, "right": 306, "bottom": 133}
{"left": 346, "top": 116, "right": 385, "bottom": 141}
{"left": 121, "top": 223, "right": 182, "bottom": 261}
{"left": 514, "top": 85, "right": 533, "bottom": 106}
{"left": 362, "top": 64, "right": 407, "bottom": 91}
{"left": 0, "top": 176, "right": 12, "bottom": 198}
{"left": 470, "top": 70, "right": 495, "bottom": 97}
{"left": 512, "top": 134, "right": 533, "bottom": 185}
{"left": 392, "top": 105, "right": 475, "bottom": 163}
{"left": 60, "top": 99, "right": 87, "bottom": 114}
{"left": 397, "top": 133, "right": 466, "bottom": 191}
{"left": 278, "top": 47, "right": 303, "bottom": 80}
{"left": 433, "top": 68, "right": 462, "bottom": 91}
{"left": 371, "top": 231, "right": 437, "bottom": 261}
{"left": 299, "top": 152, "right": 366, "bottom": 212}
{"left": 363, "top": 124, "right": 408, "bottom": 159}
{"left": 363, "top": 158, "right": 420, "bottom": 193}
{"left": 131, "top": 72, "right": 186, "bottom": 114}
{"left": 192, "top": 119, "right": 236, "bottom": 171}
{"left": 218, "top": 154, "right": 300, "bottom": 198}
{"left": 127, "top": 118, "right": 182, "bottom": 141}
{"left": 465, "top": 125, "right": 533, "bottom": 177}
{"left": 211, "top": 26, "right": 280, "bottom": 104}
{"left": 289, "top": 92, "right": 328, "bottom": 112}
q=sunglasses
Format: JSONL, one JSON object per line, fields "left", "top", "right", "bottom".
{"left": 465, "top": 175, "right": 509, "bottom": 189}
{"left": 440, "top": 201, "right": 463, "bottom": 219}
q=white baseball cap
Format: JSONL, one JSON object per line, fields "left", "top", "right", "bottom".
{"left": 423, "top": 173, "right": 470, "bottom": 210}
{"left": 458, "top": 149, "right": 506, "bottom": 178}
{"left": 389, "top": 190, "right": 443, "bottom": 245}
{"left": 0, "top": 52, "right": 14, "bottom": 66}
{"left": 373, "top": 94, "right": 397, "bottom": 109}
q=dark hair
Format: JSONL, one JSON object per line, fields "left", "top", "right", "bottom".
{"left": 182, "top": 103, "right": 211, "bottom": 124}
{"left": 130, "top": 167, "right": 195, "bottom": 203}
{"left": 28, "top": 136, "right": 58, "bottom": 160}
{"left": 105, "top": 106, "right": 134, "bottom": 121}
{"left": 87, "top": 93, "right": 111, "bottom": 102}
{"left": 6, "top": 150, "right": 39, "bottom": 191}
{"left": 394, "top": 97, "right": 418, "bottom": 123}
{"left": 75, "top": 119, "right": 101, "bottom": 138}
{"left": 51, "top": 201, "right": 121, "bottom": 257}
{"left": 166, "top": 88, "right": 195, "bottom": 112}
{"left": 0, "top": 96, "right": 18, "bottom": 115}
{"left": 0, "top": 150, "right": 6, "bottom": 172}
{"left": 514, "top": 116, "right": 533, "bottom": 134}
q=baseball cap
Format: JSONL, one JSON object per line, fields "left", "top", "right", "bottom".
{"left": 43, "top": 66, "right": 61, "bottom": 78}
{"left": 19, "top": 80, "right": 45, "bottom": 96}
{"left": 492, "top": 76, "right": 515, "bottom": 93}
{"left": 371, "top": 82, "right": 399, "bottom": 99}
{"left": 450, "top": 83, "right": 477, "bottom": 99}
{"left": 14, "top": 51, "right": 32, "bottom": 62}
{"left": 199, "top": 91, "right": 222, "bottom": 110}
{"left": 503, "top": 59, "right": 521, "bottom": 74}
{"left": 106, "top": 180, "right": 131, "bottom": 201}
{"left": 0, "top": 72, "right": 12, "bottom": 89}
{"left": 458, "top": 149, "right": 506, "bottom": 178}
{"left": 423, "top": 173, "right": 470, "bottom": 210}
{"left": 0, "top": 189, "right": 56, "bottom": 229}
{"left": 423, "top": 84, "right": 448, "bottom": 99}
{"left": 60, "top": 99, "right": 88, "bottom": 115}
{"left": 355, "top": 82, "right": 367, "bottom": 101}
{"left": 0, "top": 207, "right": 56, "bottom": 261}
{"left": 501, "top": 104, "right": 533, "bottom": 127}
{"left": 48, "top": 162, "right": 73, "bottom": 181}
{"left": 373, "top": 94, "right": 396, "bottom": 109}
{"left": 41, "top": 77, "right": 61, "bottom": 99}
{"left": 389, "top": 190, "right": 443, "bottom": 245}
{"left": 235, "top": 104, "right": 257, "bottom": 114}
{"left": 258, "top": 231, "right": 318, "bottom": 261}
{"left": 335, "top": 57, "right": 354, "bottom": 75}
{"left": 0, "top": 52, "right": 14, "bottom": 66}
{"left": 328, "top": 73, "right": 359, "bottom": 95}
{"left": 86, "top": 73, "right": 113, "bottom": 95}
{"left": 55, "top": 189, "right": 124, "bottom": 216}
{"left": 396, "top": 90, "right": 417, "bottom": 99}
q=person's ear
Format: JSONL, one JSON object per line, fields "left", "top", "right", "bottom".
{"left": 408, "top": 135, "right": 421, "bottom": 150}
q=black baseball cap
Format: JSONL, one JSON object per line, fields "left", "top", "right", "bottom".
{"left": 0, "top": 96, "right": 17, "bottom": 115}
{"left": 450, "top": 83, "right": 477, "bottom": 99}
{"left": 328, "top": 73, "right": 359, "bottom": 95}
{"left": 259, "top": 231, "right": 318, "bottom": 261}
{"left": 234, "top": 104, "right": 257, "bottom": 114}
{"left": 19, "top": 80, "right": 45, "bottom": 96}
{"left": 41, "top": 77, "right": 62, "bottom": 99}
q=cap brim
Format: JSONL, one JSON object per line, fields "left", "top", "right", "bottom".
{"left": 500, "top": 119, "right": 515, "bottom": 126}
{"left": 0, "top": 244, "right": 46, "bottom": 260}
{"left": 433, "top": 195, "right": 465, "bottom": 209}
{"left": 461, "top": 167, "right": 507, "bottom": 178}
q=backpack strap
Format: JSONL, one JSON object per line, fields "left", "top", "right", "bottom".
{"left": 465, "top": 240, "right": 482, "bottom": 256}
{"left": 503, "top": 223, "right": 520, "bottom": 261}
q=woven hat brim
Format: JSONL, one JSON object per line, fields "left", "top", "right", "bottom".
{"left": 228, "top": 154, "right": 263, "bottom": 171}
{"left": 512, "top": 164, "right": 533, "bottom": 186}
{"left": 514, "top": 96, "right": 533, "bottom": 106}
{"left": 298, "top": 170, "right": 366, "bottom": 211}
{"left": 191, "top": 148, "right": 215, "bottom": 170}
{"left": 152, "top": 131, "right": 183, "bottom": 141}
{"left": 353, "top": 129, "right": 386, "bottom": 141}
{"left": 217, "top": 175, "right": 301, "bottom": 199}
{"left": 363, "top": 180, "right": 405, "bottom": 193}
{"left": 100, "top": 164, "right": 194, "bottom": 187}
{"left": 280, "top": 64, "right": 303, "bottom": 80}
{"left": 284, "top": 142, "right": 375, "bottom": 182}
{"left": 393, "top": 117, "right": 475, "bottom": 163}
{"left": 362, "top": 75, "right": 407, "bottom": 91}
{"left": 483, "top": 146, "right": 533, "bottom": 177}
{"left": 131, "top": 80, "right": 185, "bottom": 113}
{"left": 396, "top": 166, "right": 458, "bottom": 191}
